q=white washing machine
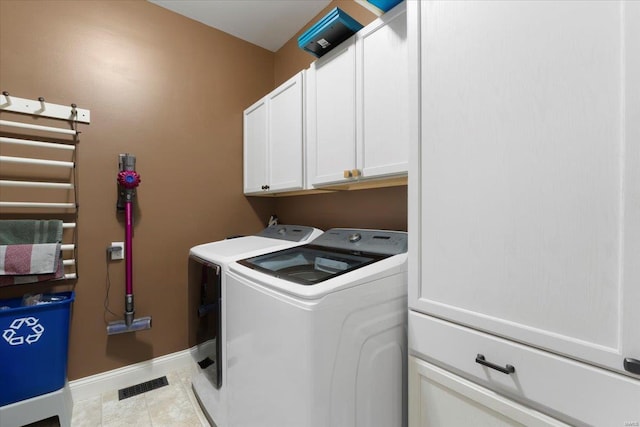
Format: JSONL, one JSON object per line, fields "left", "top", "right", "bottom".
{"left": 225, "top": 228, "right": 408, "bottom": 427}
{"left": 187, "top": 225, "right": 323, "bottom": 427}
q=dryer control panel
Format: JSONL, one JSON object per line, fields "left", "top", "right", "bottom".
{"left": 312, "top": 228, "right": 407, "bottom": 255}
{"left": 256, "top": 225, "right": 320, "bottom": 242}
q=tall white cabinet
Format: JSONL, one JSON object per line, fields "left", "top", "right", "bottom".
{"left": 408, "top": 1, "right": 640, "bottom": 425}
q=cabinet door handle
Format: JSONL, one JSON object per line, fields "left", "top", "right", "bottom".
{"left": 351, "top": 169, "right": 361, "bottom": 177}
{"left": 475, "top": 354, "right": 515, "bottom": 374}
{"left": 344, "top": 170, "right": 353, "bottom": 178}
{"left": 624, "top": 358, "right": 640, "bottom": 375}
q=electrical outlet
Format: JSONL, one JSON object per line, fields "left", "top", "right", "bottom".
{"left": 110, "top": 242, "right": 124, "bottom": 260}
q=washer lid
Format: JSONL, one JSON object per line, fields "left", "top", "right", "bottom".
{"left": 237, "top": 244, "right": 389, "bottom": 286}
{"left": 189, "top": 225, "right": 323, "bottom": 264}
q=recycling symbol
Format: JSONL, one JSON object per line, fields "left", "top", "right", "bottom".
{"left": 2, "top": 317, "right": 45, "bottom": 346}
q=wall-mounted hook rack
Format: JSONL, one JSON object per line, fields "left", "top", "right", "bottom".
{"left": 0, "top": 92, "right": 90, "bottom": 123}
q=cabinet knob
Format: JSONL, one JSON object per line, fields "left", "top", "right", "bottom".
{"left": 343, "top": 169, "right": 361, "bottom": 179}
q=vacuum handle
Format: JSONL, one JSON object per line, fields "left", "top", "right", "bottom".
{"left": 125, "top": 200, "right": 134, "bottom": 295}
{"left": 119, "top": 153, "right": 136, "bottom": 171}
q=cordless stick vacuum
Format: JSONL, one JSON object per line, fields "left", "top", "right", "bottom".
{"left": 107, "top": 154, "right": 152, "bottom": 335}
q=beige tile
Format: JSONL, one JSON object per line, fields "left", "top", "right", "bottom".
{"left": 175, "top": 365, "right": 194, "bottom": 384}
{"left": 174, "top": 368, "right": 212, "bottom": 426}
{"left": 101, "top": 389, "right": 119, "bottom": 404}
{"left": 71, "top": 395, "right": 102, "bottom": 426}
{"left": 163, "top": 371, "right": 182, "bottom": 386}
{"left": 102, "top": 393, "right": 151, "bottom": 427}
{"left": 145, "top": 380, "right": 205, "bottom": 427}
{"left": 183, "top": 380, "right": 212, "bottom": 427}
{"left": 46, "top": 370, "right": 211, "bottom": 427}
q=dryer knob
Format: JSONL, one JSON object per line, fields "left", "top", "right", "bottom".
{"left": 349, "top": 233, "right": 362, "bottom": 243}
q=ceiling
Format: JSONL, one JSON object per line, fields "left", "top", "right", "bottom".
{"left": 149, "top": 0, "right": 333, "bottom": 52}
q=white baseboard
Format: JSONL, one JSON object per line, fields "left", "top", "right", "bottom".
{"left": 68, "top": 349, "right": 193, "bottom": 402}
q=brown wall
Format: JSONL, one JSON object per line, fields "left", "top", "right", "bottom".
{"left": 0, "top": 0, "right": 275, "bottom": 379}
{"left": 0, "top": 0, "right": 407, "bottom": 381}
{"left": 275, "top": 187, "right": 408, "bottom": 232}
{"left": 273, "top": 0, "right": 408, "bottom": 232}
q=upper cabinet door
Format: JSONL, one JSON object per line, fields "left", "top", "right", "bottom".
{"left": 357, "top": 2, "right": 408, "bottom": 178}
{"left": 268, "top": 72, "right": 304, "bottom": 193}
{"left": 243, "top": 71, "right": 305, "bottom": 195}
{"left": 308, "top": 38, "right": 358, "bottom": 186}
{"left": 410, "top": 0, "right": 640, "bottom": 377}
{"left": 243, "top": 98, "right": 268, "bottom": 194}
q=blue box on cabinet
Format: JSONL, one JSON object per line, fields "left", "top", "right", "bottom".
{"left": 0, "top": 291, "right": 74, "bottom": 406}
{"left": 367, "top": 0, "right": 403, "bottom": 13}
{"left": 298, "top": 7, "right": 363, "bottom": 58}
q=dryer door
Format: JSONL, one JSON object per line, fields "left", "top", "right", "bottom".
{"left": 188, "top": 255, "right": 222, "bottom": 389}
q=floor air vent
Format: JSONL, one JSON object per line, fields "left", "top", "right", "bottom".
{"left": 118, "top": 376, "right": 169, "bottom": 400}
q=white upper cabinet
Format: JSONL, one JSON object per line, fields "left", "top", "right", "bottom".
{"left": 307, "top": 2, "right": 408, "bottom": 187}
{"left": 306, "top": 38, "right": 358, "bottom": 186}
{"left": 243, "top": 99, "right": 268, "bottom": 194}
{"left": 356, "top": 3, "right": 409, "bottom": 178}
{"left": 243, "top": 71, "right": 305, "bottom": 195}
{"left": 268, "top": 73, "right": 304, "bottom": 192}
{"left": 409, "top": 0, "right": 640, "bottom": 379}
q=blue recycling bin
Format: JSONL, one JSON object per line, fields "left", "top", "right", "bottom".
{"left": 0, "top": 291, "right": 74, "bottom": 406}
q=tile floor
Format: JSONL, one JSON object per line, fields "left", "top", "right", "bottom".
{"left": 26, "top": 367, "right": 211, "bottom": 427}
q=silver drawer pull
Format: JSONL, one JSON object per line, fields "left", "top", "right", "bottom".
{"left": 475, "top": 354, "right": 515, "bottom": 374}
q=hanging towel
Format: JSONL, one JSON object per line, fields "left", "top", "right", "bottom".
{"left": 0, "top": 220, "right": 63, "bottom": 244}
{"left": 0, "top": 220, "right": 65, "bottom": 286}
{"left": 0, "top": 243, "right": 61, "bottom": 275}
{"left": 0, "top": 255, "right": 64, "bottom": 286}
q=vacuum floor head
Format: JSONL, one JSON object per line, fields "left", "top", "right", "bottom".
{"left": 107, "top": 316, "right": 152, "bottom": 335}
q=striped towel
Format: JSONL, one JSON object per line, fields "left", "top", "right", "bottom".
{"left": 0, "top": 258, "right": 64, "bottom": 286}
{"left": 0, "top": 244, "right": 64, "bottom": 286}
{"left": 0, "top": 220, "right": 65, "bottom": 286}
{"left": 0, "top": 243, "right": 61, "bottom": 275}
{"left": 0, "top": 220, "right": 63, "bottom": 244}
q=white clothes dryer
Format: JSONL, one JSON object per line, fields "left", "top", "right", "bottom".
{"left": 225, "top": 228, "right": 408, "bottom": 427}
{"left": 187, "top": 225, "right": 323, "bottom": 427}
